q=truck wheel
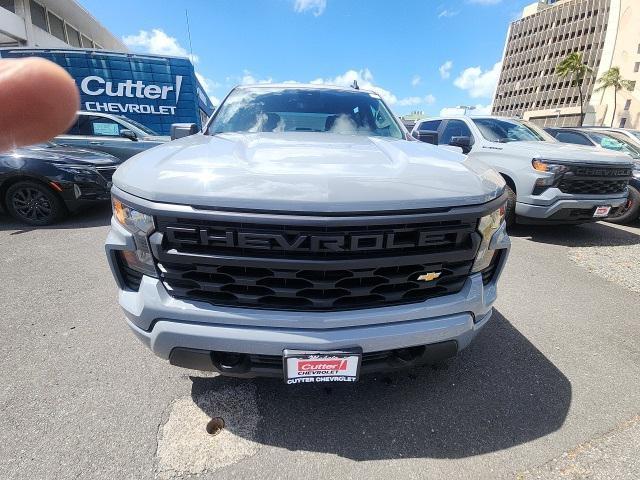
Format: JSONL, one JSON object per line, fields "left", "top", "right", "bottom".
{"left": 606, "top": 186, "right": 640, "bottom": 225}
{"left": 504, "top": 185, "right": 516, "bottom": 227}
{"left": 5, "top": 181, "right": 66, "bottom": 226}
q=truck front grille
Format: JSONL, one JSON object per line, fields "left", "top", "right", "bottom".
{"left": 558, "top": 179, "right": 628, "bottom": 195}
{"left": 152, "top": 209, "right": 482, "bottom": 311}
{"left": 557, "top": 164, "right": 631, "bottom": 195}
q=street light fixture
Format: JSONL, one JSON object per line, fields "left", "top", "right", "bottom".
{"left": 457, "top": 105, "right": 476, "bottom": 115}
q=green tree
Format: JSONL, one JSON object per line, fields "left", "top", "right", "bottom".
{"left": 595, "top": 67, "right": 634, "bottom": 127}
{"left": 556, "top": 52, "right": 593, "bottom": 126}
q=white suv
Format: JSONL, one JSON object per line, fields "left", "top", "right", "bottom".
{"left": 412, "top": 116, "right": 634, "bottom": 225}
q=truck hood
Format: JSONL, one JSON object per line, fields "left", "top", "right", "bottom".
{"left": 114, "top": 132, "right": 505, "bottom": 212}
{"left": 496, "top": 140, "right": 634, "bottom": 165}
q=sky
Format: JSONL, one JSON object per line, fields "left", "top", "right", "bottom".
{"left": 78, "top": 0, "right": 533, "bottom": 116}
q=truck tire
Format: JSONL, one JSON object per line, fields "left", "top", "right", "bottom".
{"left": 5, "top": 180, "right": 67, "bottom": 226}
{"left": 504, "top": 185, "right": 517, "bottom": 227}
{"left": 606, "top": 186, "right": 640, "bottom": 225}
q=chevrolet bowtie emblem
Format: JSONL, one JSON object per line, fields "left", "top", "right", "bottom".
{"left": 417, "top": 272, "right": 441, "bottom": 282}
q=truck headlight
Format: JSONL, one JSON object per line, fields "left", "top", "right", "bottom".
{"left": 531, "top": 159, "right": 570, "bottom": 194}
{"left": 472, "top": 205, "right": 506, "bottom": 273}
{"left": 112, "top": 197, "right": 157, "bottom": 277}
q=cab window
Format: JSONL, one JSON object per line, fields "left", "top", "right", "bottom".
{"left": 439, "top": 120, "right": 473, "bottom": 145}
{"left": 417, "top": 120, "right": 442, "bottom": 132}
{"left": 77, "top": 116, "right": 123, "bottom": 137}
{"left": 554, "top": 131, "right": 592, "bottom": 146}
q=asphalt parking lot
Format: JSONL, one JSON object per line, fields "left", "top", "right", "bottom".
{"left": 1, "top": 206, "right": 639, "bottom": 480}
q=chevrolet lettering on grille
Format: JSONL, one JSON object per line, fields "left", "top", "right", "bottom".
{"left": 164, "top": 227, "right": 448, "bottom": 252}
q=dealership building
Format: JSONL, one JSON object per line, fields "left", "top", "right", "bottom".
{"left": 1, "top": 0, "right": 215, "bottom": 134}
{"left": 492, "top": 0, "right": 640, "bottom": 129}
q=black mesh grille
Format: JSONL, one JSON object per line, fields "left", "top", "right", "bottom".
{"left": 159, "top": 259, "right": 473, "bottom": 311}
{"left": 557, "top": 164, "right": 631, "bottom": 195}
{"left": 153, "top": 211, "right": 482, "bottom": 311}
{"left": 558, "top": 179, "right": 628, "bottom": 195}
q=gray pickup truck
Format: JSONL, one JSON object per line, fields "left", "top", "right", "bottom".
{"left": 105, "top": 84, "right": 510, "bottom": 383}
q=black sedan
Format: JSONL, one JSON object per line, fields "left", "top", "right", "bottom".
{"left": 0, "top": 143, "right": 120, "bottom": 225}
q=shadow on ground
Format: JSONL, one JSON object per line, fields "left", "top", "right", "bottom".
{"left": 509, "top": 221, "right": 640, "bottom": 248}
{"left": 189, "top": 310, "right": 571, "bottom": 461}
{"left": 0, "top": 203, "right": 111, "bottom": 233}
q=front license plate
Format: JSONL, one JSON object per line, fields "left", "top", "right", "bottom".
{"left": 593, "top": 205, "right": 611, "bottom": 217}
{"left": 283, "top": 349, "right": 361, "bottom": 384}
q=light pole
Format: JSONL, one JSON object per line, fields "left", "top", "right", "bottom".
{"left": 554, "top": 109, "right": 561, "bottom": 126}
{"left": 457, "top": 105, "right": 476, "bottom": 115}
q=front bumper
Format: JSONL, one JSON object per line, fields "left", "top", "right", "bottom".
{"left": 516, "top": 193, "right": 628, "bottom": 223}
{"left": 106, "top": 214, "right": 510, "bottom": 376}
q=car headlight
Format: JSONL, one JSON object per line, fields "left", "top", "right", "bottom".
{"left": 112, "top": 197, "right": 157, "bottom": 277}
{"left": 53, "top": 164, "right": 98, "bottom": 174}
{"left": 472, "top": 205, "right": 506, "bottom": 273}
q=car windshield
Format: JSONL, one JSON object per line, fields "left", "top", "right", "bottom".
{"left": 588, "top": 132, "right": 640, "bottom": 159}
{"left": 207, "top": 87, "right": 404, "bottom": 139}
{"left": 629, "top": 130, "right": 640, "bottom": 141}
{"left": 472, "top": 118, "right": 549, "bottom": 143}
{"left": 117, "top": 116, "right": 158, "bottom": 135}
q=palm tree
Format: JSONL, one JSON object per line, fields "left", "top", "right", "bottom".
{"left": 595, "top": 67, "right": 634, "bottom": 127}
{"left": 556, "top": 52, "right": 593, "bottom": 126}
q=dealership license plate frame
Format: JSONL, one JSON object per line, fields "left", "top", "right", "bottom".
{"left": 283, "top": 349, "right": 362, "bottom": 384}
{"left": 593, "top": 205, "right": 611, "bottom": 218}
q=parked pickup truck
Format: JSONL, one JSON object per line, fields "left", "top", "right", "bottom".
{"left": 105, "top": 84, "right": 510, "bottom": 383}
{"left": 411, "top": 116, "right": 634, "bottom": 225}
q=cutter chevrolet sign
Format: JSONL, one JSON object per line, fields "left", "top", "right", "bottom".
{"left": 80, "top": 75, "right": 183, "bottom": 115}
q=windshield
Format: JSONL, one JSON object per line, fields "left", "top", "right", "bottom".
{"left": 587, "top": 132, "right": 640, "bottom": 159}
{"left": 629, "top": 130, "right": 640, "bottom": 141}
{"left": 117, "top": 116, "right": 158, "bottom": 136}
{"left": 472, "top": 118, "right": 549, "bottom": 143}
{"left": 207, "top": 87, "right": 404, "bottom": 139}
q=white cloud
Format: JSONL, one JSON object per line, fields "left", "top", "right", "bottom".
{"left": 397, "top": 94, "right": 436, "bottom": 107}
{"left": 293, "top": 0, "right": 327, "bottom": 16}
{"left": 411, "top": 75, "right": 421, "bottom": 87}
{"left": 439, "top": 103, "right": 492, "bottom": 116}
{"left": 438, "top": 9, "right": 459, "bottom": 18}
{"left": 240, "top": 70, "right": 273, "bottom": 85}
{"left": 453, "top": 61, "right": 502, "bottom": 98}
{"left": 123, "top": 29, "right": 198, "bottom": 63}
{"left": 439, "top": 60, "right": 453, "bottom": 79}
{"left": 310, "top": 68, "right": 398, "bottom": 105}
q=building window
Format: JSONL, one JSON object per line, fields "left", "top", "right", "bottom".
{"left": 624, "top": 99, "right": 631, "bottom": 111}
{"left": 47, "top": 12, "right": 65, "bottom": 42}
{"left": 635, "top": 62, "right": 640, "bottom": 73}
{"left": 81, "top": 34, "right": 94, "bottom": 48}
{"left": 30, "top": 1, "right": 48, "bottom": 31}
{"left": 66, "top": 24, "right": 82, "bottom": 47}
{"left": 0, "top": 0, "right": 15, "bottom": 13}
{"left": 619, "top": 118, "right": 627, "bottom": 128}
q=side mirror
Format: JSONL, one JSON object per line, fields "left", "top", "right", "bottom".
{"left": 171, "top": 123, "right": 199, "bottom": 140}
{"left": 414, "top": 130, "right": 439, "bottom": 145}
{"left": 120, "top": 129, "right": 137, "bottom": 141}
{"left": 449, "top": 135, "right": 472, "bottom": 154}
